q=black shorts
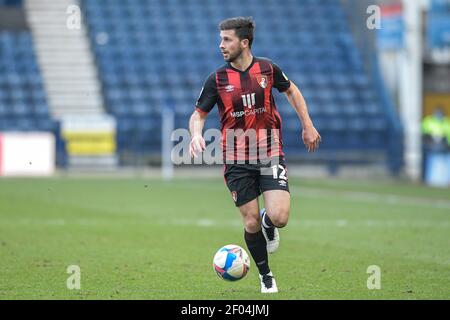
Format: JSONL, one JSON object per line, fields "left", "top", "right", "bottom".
{"left": 223, "top": 158, "right": 290, "bottom": 207}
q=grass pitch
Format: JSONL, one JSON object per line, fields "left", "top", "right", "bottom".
{"left": 0, "top": 175, "right": 449, "bottom": 299}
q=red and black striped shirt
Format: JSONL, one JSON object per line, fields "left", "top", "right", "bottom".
{"left": 195, "top": 57, "right": 291, "bottom": 162}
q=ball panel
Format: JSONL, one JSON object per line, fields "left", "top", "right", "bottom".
{"left": 227, "top": 262, "right": 245, "bottom": 279}
{"left": 224, "top": 251, "right": 237, "bottom": 270}
{"left": 213, "top": 250, "right": 228, "bottom": 269}
{"left": 222, "top": 272, "right": 240, "bottom": 281}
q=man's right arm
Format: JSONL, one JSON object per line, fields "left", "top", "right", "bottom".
{"left": 189, "top": 73, "right": 217, "bottom": 158}
{"left": 189, "top": 110, "right": 207, "bottom": 158}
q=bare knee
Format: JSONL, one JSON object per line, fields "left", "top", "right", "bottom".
{"left": 270, "top": 208, "right": 289, "bottom": 228}
{"left": 244, "top": 217, "right": 261, "bottom": 233}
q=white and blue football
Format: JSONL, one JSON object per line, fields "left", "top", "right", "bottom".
{"left": 213, "top": 244, "right": 250, "bottom": 281}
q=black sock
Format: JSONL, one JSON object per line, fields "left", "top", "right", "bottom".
{"left": 244, "top": 229, "right": 270, "bottom": 275}
{"left": 262, "top": 211, "right": 274, "bottom": 228}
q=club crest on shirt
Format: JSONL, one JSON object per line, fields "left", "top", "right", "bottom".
{"left": 231, "top": 191, "right": 237, "bottom": 202}
{"left": 256, "top": 75, "right": 268, "bottom": 89}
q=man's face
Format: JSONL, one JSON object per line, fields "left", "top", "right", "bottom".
{"left": 219, "top": 29, "right": 244, "bottom": 62}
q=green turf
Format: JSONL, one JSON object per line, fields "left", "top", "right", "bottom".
{"left": 0, "top": 176, "right": 449, "bottom": 299}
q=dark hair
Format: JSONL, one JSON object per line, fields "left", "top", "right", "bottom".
{"left": 219, "top": 17, "right": 255, "bottom": 48}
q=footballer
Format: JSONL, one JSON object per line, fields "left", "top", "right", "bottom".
{"left": 189, "top": 17, "right": 321, "bottom": 293}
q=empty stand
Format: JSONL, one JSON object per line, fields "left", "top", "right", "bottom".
{"left": 79, "top": 0, "right": 399, "bottom": 168}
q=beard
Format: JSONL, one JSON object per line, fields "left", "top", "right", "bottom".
{"left": 224, "top": 46, "right": 243, "bottom": 62}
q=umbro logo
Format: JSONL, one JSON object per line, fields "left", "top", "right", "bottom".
{"left": 225, "top": 85, "right": 234, "bottom": 92}
{"left": 278, "top": 180, "right": 287, "bottom": 187}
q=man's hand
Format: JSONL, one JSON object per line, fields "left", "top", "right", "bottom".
{"left": 302, "top": 125, "right": 321, "bottom": 152}
{"left": 189, "top": 135, "right": 206, "bottom": 158}
{"left": 283, "top": 81, "right": 322, "bottom": 153}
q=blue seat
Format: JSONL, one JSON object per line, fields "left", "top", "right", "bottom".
{"left": 35, "top": 118, "right": 57, "bottom": 132}
{"left": 32, "top": 102, "right": 50, "bottom": 117}
{"left": 130, "top": 102, "right": 152, "bottom": 116}
{"left": 0, "top": 102, "right": 8, "bottom": 116}
{"left": 15, "top": 118, "right": 35, "bottom": 131}
{"left": 117, "top": 118, "right": 134, "bottom": 134}
{"left": 108, "top": 102, "right": 129, "bottom": 117}
{"left": 342, "top": 103, "right": 362, "bottom": 116}
{"left": 363, "top": 102, "right": 381, "bottom": 116}
{"left": 11, "top": 103, "right": 29, "bottom": 116}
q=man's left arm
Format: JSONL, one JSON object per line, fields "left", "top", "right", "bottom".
{"left": 284, "top": 81, "right": 321, "bottom": 152}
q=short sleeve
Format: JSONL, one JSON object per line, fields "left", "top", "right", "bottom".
{"left": 272, "top": 63, "right": 291, "bottom": 93}
{"left": 195, "top": 73, "right": 217, "bottom": 115}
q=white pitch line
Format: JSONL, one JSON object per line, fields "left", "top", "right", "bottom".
{"left": 157, "top": 218, "right": 450, "bottom": 228}
{"left": 1, "top": 218, "right": 449, "bottom": 229}
{"left": 181, "top": 182, "right": 450, "bottom": 210}
{"left": 290, "top": 186, "right": 450, "bottom": 210}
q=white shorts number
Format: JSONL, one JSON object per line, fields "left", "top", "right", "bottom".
{"left": 271, "top": 164, "right": 287, "bottom": 180}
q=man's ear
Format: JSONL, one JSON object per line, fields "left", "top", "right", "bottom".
{"left": 241, "top": 38, "right": 249, "bottom": 49}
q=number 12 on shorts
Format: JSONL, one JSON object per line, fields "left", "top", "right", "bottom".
{"left": 271, "top": 164, "right": 287, "bottom": 180}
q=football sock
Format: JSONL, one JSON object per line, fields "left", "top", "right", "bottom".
{"left": 261, "top": 211, "right": 275, "bottom": 229}
{"left": 244, "top": 229, "right": 270, "bottom": 275}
